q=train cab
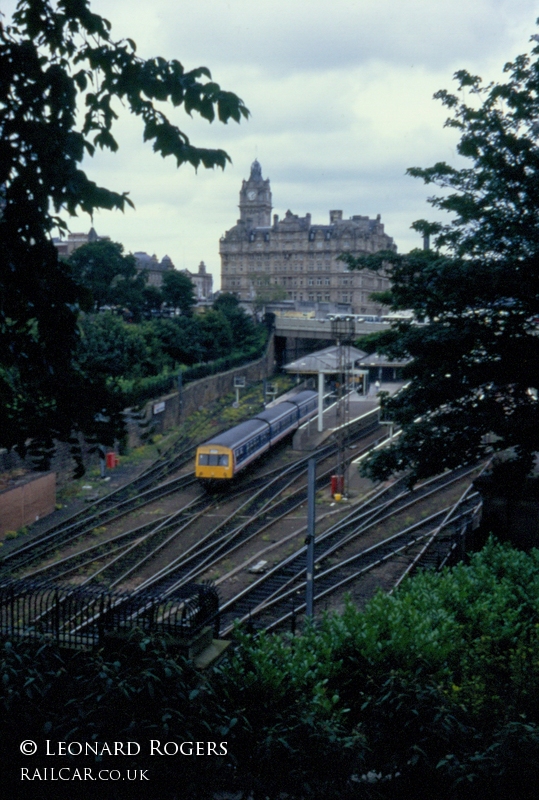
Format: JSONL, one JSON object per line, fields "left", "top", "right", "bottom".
{"left": 195, "top": 445, "right": 234, "bottom": 480}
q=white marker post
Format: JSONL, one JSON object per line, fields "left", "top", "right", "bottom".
{"left": 317, "top": 371, "right": 324, "bottom": 432}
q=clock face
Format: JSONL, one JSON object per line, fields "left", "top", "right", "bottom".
{"left": 247, "top": 190, "right": 256, "bottom": 201}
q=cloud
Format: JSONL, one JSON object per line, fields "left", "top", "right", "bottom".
{"left": 4, "top": 0, "right": 539, "bottom": 288}
{"left": 90, "top": 0, "right": 539, "bottom": 74}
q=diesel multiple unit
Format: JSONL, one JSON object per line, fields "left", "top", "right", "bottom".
{"left": 195, "top": 390, "right": 318, "bottom": 482}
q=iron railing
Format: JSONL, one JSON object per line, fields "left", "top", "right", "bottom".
{"left": 0, "top": 579, "right": 219, "bottom": 649}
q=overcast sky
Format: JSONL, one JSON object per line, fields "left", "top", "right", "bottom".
{"left": 5, "top": 0, "right": 539, "bottom": 287}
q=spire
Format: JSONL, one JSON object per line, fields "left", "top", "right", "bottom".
{"left": 250, "top": 159, "right": 262, "bottom": 181}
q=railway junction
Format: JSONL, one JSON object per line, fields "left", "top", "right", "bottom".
{"left": 0, "top": 357, "right": 483, "bottom": 659}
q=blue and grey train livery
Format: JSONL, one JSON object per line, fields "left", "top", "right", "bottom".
{"left": 195, "top": 390, "right": 318, "bottom": 481}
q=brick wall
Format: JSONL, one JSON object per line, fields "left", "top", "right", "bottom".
{"left": 0, "top": 473, "right": 56, "bottom": 535}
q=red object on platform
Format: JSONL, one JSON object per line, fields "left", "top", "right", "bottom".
{"left": 106, "top": 451, "right": 116, "bottom": 469}
{"left": 330, "top": 475, "right": 344, "bottom": 495}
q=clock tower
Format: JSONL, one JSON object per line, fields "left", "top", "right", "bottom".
{"left": 239, "top": 159, "right": 272, "bottom": 228}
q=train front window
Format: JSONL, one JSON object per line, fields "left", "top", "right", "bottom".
{"left": 204, "top": 454, "right": 229, "bottom": 466}
{"left": 199, "top": 453, "right": 228, "bottom": 466}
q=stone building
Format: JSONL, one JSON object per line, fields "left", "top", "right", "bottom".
{"left": 52, "top": 226, "right": 110, "bottom": 257}
{"left": 53, "top": 230, "right": 177, "bottom": 291}
{"left": 133, "top": 252, "right": 175, "bottom": 287}
{"left": 219, "top": 160, "right": 396, "bottom": 315}
{"left": 182, "top": 261, "right": 213, "bottom": 300}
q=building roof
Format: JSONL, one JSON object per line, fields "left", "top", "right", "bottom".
{"left": 284, "top": 345, "right": 368, "bottom": 375}
{"left": 355, "top": 352, "right": 411, "bottom": 368}
{"left": 134, "top": 252, "right": 174, "bottom": 271}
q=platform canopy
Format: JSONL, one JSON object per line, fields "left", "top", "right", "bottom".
{"left": 284, "top": 345, "right": 368, "bottom": 375}
{"left": 355, "top": 351, "right": 410, "bottom": 369}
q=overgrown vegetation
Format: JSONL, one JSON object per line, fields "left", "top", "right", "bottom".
{"left": 2, "top": 539, "right": 539, "bottom": 799}
{"left": 75, "top": 293, "right": 268, "bottom": 407}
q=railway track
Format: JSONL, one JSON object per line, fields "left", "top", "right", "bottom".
{"left": 116, "top": 424, "right": 385, "bottom": 598}
{"left": 1, "top": 395, "right": 408, "bottom": 641}
{"left": 216, "top": 462, "right": 485, "bottom": 635}
{"left": 8, "top": 412, "right": 382, "bottom": 590}
{"left": 13, "top": 421, "right": 386, "bottom": 642}
{"left": 255, "top": 495, "right": 482, "bottom": 634}
{"left": 1, "top": 412, "right": 488, "bottom": 650}
{"left": 0, "top": 391, "right": 289, "bottom": 579}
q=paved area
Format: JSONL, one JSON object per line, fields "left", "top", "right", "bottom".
{"left": 294, "top": 382, "right": 404, "bottom": 451}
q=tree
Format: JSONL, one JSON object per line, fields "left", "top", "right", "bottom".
{"left": 150, "top": 317, "right": 204, "bottom": 366}
{"left": 213, "top": 291, "right": 257, "bottom": 342}
{"left": 198, "top": 309, "right": 234, "bottom": 360}
{"left": 68, "top": 240, "right": 145, "bottom": 311}
{"left": 77, "top": 312, "right": 166, "bottom": 379}
{"left": 141, "top": 283, "right": 164, "bottom": 319}
{"left": 343, "top": 35, "right": 539, "bottom": 484}
{"left": 161, "top": 270, "right": 196, "bottom": 315}
{"left": 0, "top": 0, "right": 248, "bottom": 467}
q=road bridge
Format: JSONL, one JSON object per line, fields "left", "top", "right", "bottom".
{"left": 273, "top": 316, "right": 388, "bottom": 365}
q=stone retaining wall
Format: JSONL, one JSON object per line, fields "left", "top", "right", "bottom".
{"left": 123, "top": 335, "right": 275, "bottom": 448}
{"left": 0, "top": 336, "right": 275, "bottom": 483}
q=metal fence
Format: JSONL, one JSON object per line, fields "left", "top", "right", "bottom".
{"left": 0, "top": 579, "right": 219, "bottom": 649}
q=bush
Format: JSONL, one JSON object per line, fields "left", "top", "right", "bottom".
{"left": 119, "top": 335, "right": 268, "bottom": 407}
{"left": 5, "top": 539, "right": 538, "bottom": 798}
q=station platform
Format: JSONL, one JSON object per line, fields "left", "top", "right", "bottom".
{"left": 292, "top": 381, "right": 404, "bottom": 452}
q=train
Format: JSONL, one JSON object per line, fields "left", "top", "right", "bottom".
{"left": 195, "top": 390, "right": 318, "bottom": 482}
